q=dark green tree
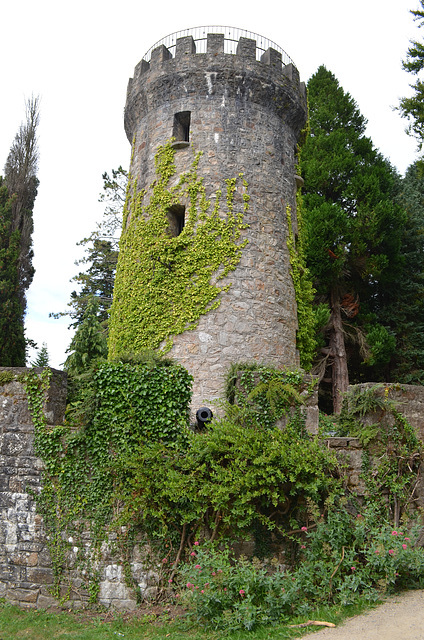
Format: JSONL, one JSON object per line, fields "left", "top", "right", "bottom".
{"left": 52, "top": 166, "right": 126, "bottom": 330}
{"left": 4, "top": 96, "right": 40, "bottom": 313}
{"left": 31, "top": 342, "right": 49, "bottom": 367}
{"left": 399, "top": 1, "right": 424, "bottom": 154}
{"left": 0, "top": 97, "right": 40, "bottom": 365}
{"left": 301, "top": 67, "right": 405, "bottom": 412}
{"left": 383, "top": 161, "right": 424, "bottom": 383}
{"left": 0, "top": 179, "right": 26, "bottom": 365}
{"left": 64, "top": 298, "right": 108, "bottom": 375}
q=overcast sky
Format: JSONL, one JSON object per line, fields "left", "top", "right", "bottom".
{"left": 0, "top": 0, "right": 421, "bottom": 368}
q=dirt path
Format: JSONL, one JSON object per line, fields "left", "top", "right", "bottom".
{"left": 308, "top": 590, "right": 424, "bottom": 640}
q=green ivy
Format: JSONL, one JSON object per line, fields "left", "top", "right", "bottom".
{"left": 225, "top": 362, "right": 313, "bottom": 430}
{"left": 108, "top": 141, "right": 249, "bottom": 358}
{"left": 23, "top": 359, "right": 193, "bottom": 601}
{"left": 338, "top": 384, "right": 423, "bottom": 527}
{"left": 286, "top": 202, "right": 318, "bottom": 371}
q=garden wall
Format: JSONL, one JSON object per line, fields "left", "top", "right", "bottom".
{"left": 1, "top": 371, "right": 424, "bottom": 610}
{"left": 0, "top": 368, "right": 151, "bottom": 610}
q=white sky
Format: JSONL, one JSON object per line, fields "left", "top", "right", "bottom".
{"left": 0, "top": 0, "right": 421, "bottom": 368}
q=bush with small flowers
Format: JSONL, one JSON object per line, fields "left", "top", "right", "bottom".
{"left": 176, "top": 506, "right": 424, "bottom": 631}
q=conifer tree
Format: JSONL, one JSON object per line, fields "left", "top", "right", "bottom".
{"left": 301, "top": 67, "right": 405, "bottom": 412}
{"left": 385, "top": 161, "right": 424, "bottom": 383}
{"left": 64, "top": 298, "right": 108, "bottom": 375}
{"left": 52, "top": 167, "right": 126, "bottom": 330}
{"left": 399, "top": 0, "right": 424, "bottom": 154}
{"left": 0, "top": 179, "right": 26, "bottom": 365}
{"left": 0, "top": 97, "right": 40, "bottom": 364}
{"left": 4, "top": 96, "right": 40, "bottom": 312}
{"left": 32, "top": 342, "right": 49, "bottom": 367}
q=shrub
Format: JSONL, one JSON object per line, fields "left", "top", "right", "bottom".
{"left": 177, "top": 506, "right": 424, "bottom": 631}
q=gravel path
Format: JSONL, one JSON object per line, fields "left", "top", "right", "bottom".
{"left": 308, "top": 590, "right": 424, "bottom": 640}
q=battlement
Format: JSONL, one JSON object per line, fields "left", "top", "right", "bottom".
{"left": 129, "top": 26, "right": 300, "bottom": 84}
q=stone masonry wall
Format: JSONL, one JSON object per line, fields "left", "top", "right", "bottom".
{"left": 0, "top": 368, "right": 151, "bottom": 610}
{"left": 326, "top": 383, "right": 424, "bottom": 511}
{"left": 2, "top": 371, "right": 424, "bottom": 610}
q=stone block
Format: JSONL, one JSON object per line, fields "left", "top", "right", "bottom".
{"left": 6, "top": 587, "right": 38, "bottom": 603}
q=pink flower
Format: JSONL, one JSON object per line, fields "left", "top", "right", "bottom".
{"left": 224, "top": 588, "right": 227, "bottom": 592}
{"left": 404, "top": 537, "right": 410, "bottom": 541}
{"left": 217, "top": 569, "right": 222, "bottom": 573}
{"left": 389, "top": 549, "right": 395, "bottom": 555}
{"left": 194, "top": 541, "right": 200, "bottom": 546}
{"left": 392, "top": 531, "right": 398, "bottom": 536}
{"left": 195, "top": 564, "right": 201, "bottom": 569}
{"left": 190, "top": 552, "right": 196, "bottom": 556}
{"left": 351, "top": 566, "right": 355, "bottom": 571}
{"left": 356, "top": 513, "right": 362, "bottom": 518}
{"left": 168, "top": 578, "right": 173, "bottom": 583}
{"left": 176, "top": 593, "right": 180, "bottom": 598}
{"left": 186, "top": 582, "right": 192, "bottom": 588}
{"left": 301, "top": 545, "right": 306, "bottom": 549}
{"left": 201, "top": 590, "right": 204, "bottom": 593}
{"left": 301, "top": 526, "right": 308, "bottom": 532}
{"left": 239, "top": 589, "right": 245, "bottom": 596}
{"left": 402, "top": 544, "right": 407, "bottom": 549}
{"left": 205, "top": 582, "right": 209, "bottom": 587}
{"left": 374, "top": 549, "right": 380, "bottom": 554}
{"left": 212, "top": 572, "right": 216, "bottom": 576}
{"left": 162, "top": 558, "right": 168, "bottom": 563}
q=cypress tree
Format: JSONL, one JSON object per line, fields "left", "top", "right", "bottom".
{"left": 301, "top": 67, "right": 405, "bottom": 412}
{"left": 0, "top": 179, "right": 26, "bottom": 365}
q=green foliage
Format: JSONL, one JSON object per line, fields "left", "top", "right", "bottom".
{"left": 225, "top": 363, "right": 311, "bottom": 430}
{"left": 24, "top": 359, "right": 192, "bottom": 598}
{"left": 51, "top": 167, "right": 127, "bottom": 331}
{"left": 337, "top": 385, "right": 423, "bottom": 526}
{"left": 363, "top": 324, "right": 396, "bottom": 368}
{"left": 285, "top": 202, "right": 318, "bottom": 371}
{"left": 112, "top": 414, "right": 341, "bottom": 556}
{"left": 301, "top": 67, "right": 405, "bottom": 395}
{"left": 384, "top": 162, "right": 424, "bottom": 383}
{"left": 0, "top": 180, "right": 26, "bottom": 365}
{"left": 3, "top": 96, "right": 39, "bottom": 320}
{"left": 399, "top": 1, "right": 424, "bottom": 151}
{"left": 108, "top": 141, "right": 249, "bottom": 358}
{"left": 31, "top": 341, "right": 49, "bottom": 367}
{"left": 64, "top": 298, "right": 108, "bottom": 375}
{"left": 178, "top": 507, "right": 424, "bottom": 632}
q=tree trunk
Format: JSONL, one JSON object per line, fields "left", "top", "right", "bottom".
{"left": 329, "top": 291, "right": 349, "bottom": 414}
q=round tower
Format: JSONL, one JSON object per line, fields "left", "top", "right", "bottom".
{"left": 115, "top": 26, "right": 307, "bottom": 412}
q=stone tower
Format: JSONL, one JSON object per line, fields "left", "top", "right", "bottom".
{"left": 119, "top": 26, "right": 307, "bottom": 413}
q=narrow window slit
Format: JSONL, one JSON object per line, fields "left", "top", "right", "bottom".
{"left": 172, "top": 111, "right": 191, "bottom": 148}
{"left": 167, "top": 204, "right": 185, "bottom": 236}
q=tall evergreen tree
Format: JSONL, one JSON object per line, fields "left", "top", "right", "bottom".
{"left": 399, "top": 0, "right": 424, "bottom": 154}
{"left": 52, "top": 166, "right": 126, "bottom": 330}
{"left": 385, "top": 161, "right": 424, "bottom": 383}
{"left": 64, "top": 298, "right": 108, "bottom": 375}
{"left": 0, "top": 179, "right": 26, "bottom": 365}
{"left": 0, "top": 97, "right": 40, "bottom": 365}
{"left": 4, "top": 96, "right": 40, "bottom": 312}
{"left": 301, "top": 67, "right": 405, "bottom": 412}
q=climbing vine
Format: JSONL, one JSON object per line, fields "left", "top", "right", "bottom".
{"left": 338, "top": 384, "right": 423, "bottom": 526}
{"left": 285, "top": 201, "right": 318, "bottom": 371}
{"left": 22, "top": 360, "right": 193, "bottom": 601}
{"left": 108, "top": 141, "right": 249, "bottom": 358}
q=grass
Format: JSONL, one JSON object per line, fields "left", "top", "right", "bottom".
{"left": 0, "top": 596, "right": 380, "bottom": 640}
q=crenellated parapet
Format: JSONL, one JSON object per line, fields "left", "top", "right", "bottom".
{"left": 125, "top": 29, "right": 307, "bottom": 145}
